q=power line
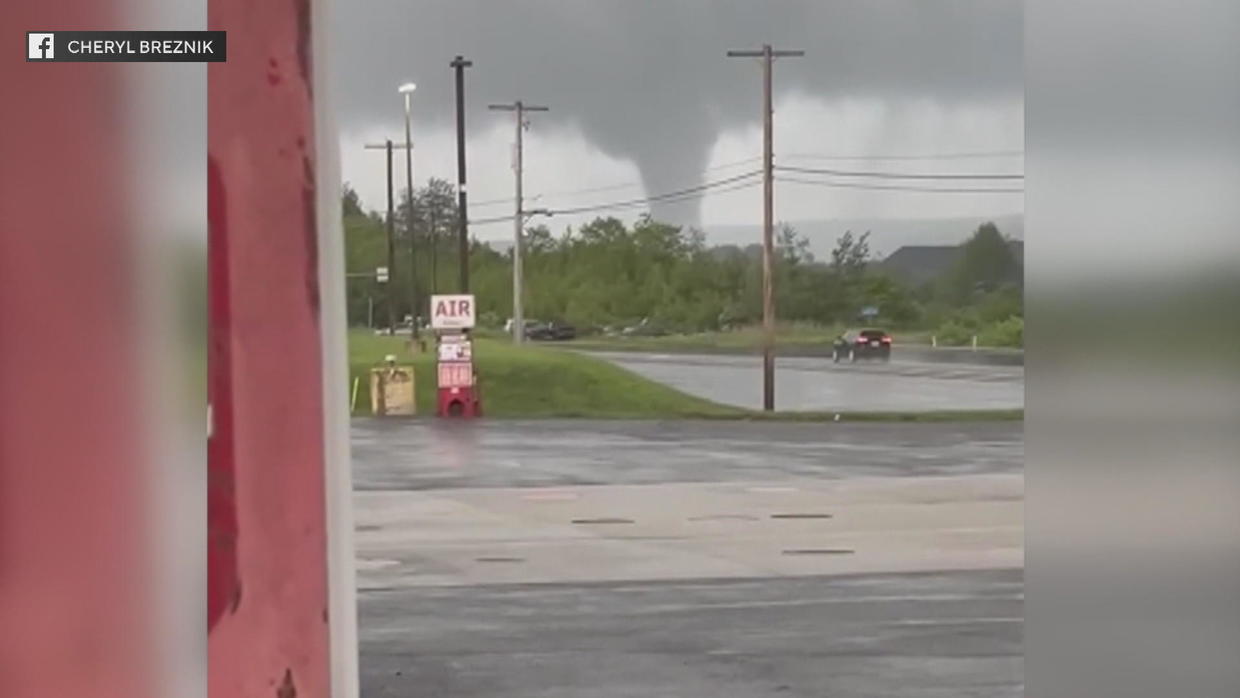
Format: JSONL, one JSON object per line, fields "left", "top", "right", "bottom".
{"left": 469, "top": 177, "right": 761, "bottom": 226}
{"left": 468, "top": 156, "right": 765, "bottom": 208}
{"left": 457, "top": 150, "right": 1022, "bottom": 209}
{"left": 552, "top": 179, "right": 762, "bottom": 217}
{"left": 775, "top": 175, "right": 1023, "bottom": 194}
{"left": 707, "top": 155, "right": 767, "bottom": 169}
{"left": 462, "top": 151, "right": 1020, "bottom": 208}
{"left": 463, "top": 162, "right": 1023, "bottom": 228}
{"left": 779, "top": 149, "right": 1024, "bottom": 162}
{"left": 467, "top": 173, "right": 762, "bottom": 227}
{"left": 470, "top": 181, "right": 638, "bottom": 208}
{"left": 775, "top": 164, "right": 1024, "bottom": 180}
{"left": 551, "top": 169, "right": 761, "bottom": 216}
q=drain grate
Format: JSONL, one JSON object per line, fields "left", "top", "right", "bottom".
{"left": 355, "top": 525, "right": 382, "bottom": 532}
{"left": 770, "top": 513, "right": 833, "bottom": 520}
{"left": 571, "top": 517, "right": 635, "bottom": 525}
{"left": 782, "top": 548, "right": 854, "bottom": 556}
{"left": 475, "top": 556, "right": 525, "bottom": 563}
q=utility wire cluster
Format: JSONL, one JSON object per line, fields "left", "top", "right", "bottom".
{"left": 466, "top": 151, "right": 1024, "bottom": 227}
{"left": 469, "top": 170, "right": 764, "bottom": 226}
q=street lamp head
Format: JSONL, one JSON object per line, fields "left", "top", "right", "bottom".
{"left": 397, "top": 82, "right": 417, "bottom": 94}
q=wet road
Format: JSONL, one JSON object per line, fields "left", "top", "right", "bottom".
{"left": 353, "top": 419, "right": 1023, "bottom": 697}
{"left": 362, "top": 570, "right": 1023, "bottom": 698}
{"left": 585, "top": 351, "right": 1024, "bottom": 412}
{"left": 351, "top": 419, "right": 1023, "bottom": 491}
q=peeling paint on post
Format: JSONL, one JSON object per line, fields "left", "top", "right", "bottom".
{"left": 277, "top": 669, "right": 298, "bottom": 698}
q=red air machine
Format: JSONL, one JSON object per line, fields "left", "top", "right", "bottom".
{"left": 431, "top": 294, "right": 482, "bottom": 417}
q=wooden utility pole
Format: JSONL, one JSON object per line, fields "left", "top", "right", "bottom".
{"left": 364, "top": 140, "right": 415, "bottom": 335}
{"left": 488, "top": 100, "right": 548, "bottom": 344}
{"left": 727, "top": 44, "right": 804, "bottom": 411}
{"left": 385, "top": 139, "right": 396, "bottom": 335}
{"left": 451, "top": 55, "right": 473, "bottom": 292}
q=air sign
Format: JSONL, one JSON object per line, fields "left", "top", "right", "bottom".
{"left": 430, "top": 294, "right": 476, "bottom": 330}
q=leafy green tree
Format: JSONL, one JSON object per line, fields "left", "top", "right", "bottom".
{"left": 399, "top": 178, "right": 460, "bottom": 298}
{"left": 523, "top": 224, "right": 556, "bottom": 255}
{"left": 776, "top": 223, "right": 813, "bottom": 265}
{"left": 830, "top": 230, "right": 871, "bottom": 274}
{"left": 342, "top": 183, "right": 364, "bottom": 217}
{"left": 943, "top": 222, "right": 1019, "bottom": 304}
{"left": 341, "top": 204, "right": 1017, "bottom": 336}
{"left": 823, "top": 230, "right": 873, "bottom": 322}
{"left": 858, "top": 275, "right": 920, "bottom": 326}
{"left": 975, "top": 284, "right": 1024, "bottom": 323}
{"left": 342, "top": 206, "right": 390, "bottom": 326}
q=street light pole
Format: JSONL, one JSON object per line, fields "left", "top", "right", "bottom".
{"left": 727, "top": 44, "right": 803, "bottom": 412}
{"left": 398, "top": 82, "right": 419, "bottom": 340}
{"left": 488, "top": 100, "right": 548, "bottom": 344}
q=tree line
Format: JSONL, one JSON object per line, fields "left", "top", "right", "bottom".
{"left": 342, "top": 180, "right": 1023, "bottom": 345}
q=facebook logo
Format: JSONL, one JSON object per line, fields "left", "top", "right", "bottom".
{"left": 28, "top": 33, "right": 55, "bottom": 60}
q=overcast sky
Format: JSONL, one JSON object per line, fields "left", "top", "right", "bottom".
{"left": 331, "top": 0, "right": 1024, "bottom": 242}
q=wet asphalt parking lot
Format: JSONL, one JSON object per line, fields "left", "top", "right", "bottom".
{"left": 353, "top": 419, "right": 1023, "bottom": 697}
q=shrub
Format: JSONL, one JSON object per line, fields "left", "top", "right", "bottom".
{"left": 978, "top": 315, "right": 1023, "bottom": 348}
{"left": 934, "top": 320, "right": 974, "bottom": 346}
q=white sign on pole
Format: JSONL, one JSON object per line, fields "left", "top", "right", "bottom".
{"left": 437, "top": 339, "right": 472, "bottom": 362}
{"left": 375, "top": 266, "right": 389, "bottom": 283}
{"left": 430, "top": 294, "right": 476, "bottom": 330}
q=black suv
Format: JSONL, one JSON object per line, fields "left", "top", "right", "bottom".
{"left": 832, "top": 329, "right": 892, "bottom": 362}
{"left": 526, "top": 321, "right": 577, "bottom": 341}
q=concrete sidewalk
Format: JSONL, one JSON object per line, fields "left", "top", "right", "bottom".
{"left": 354, "top": 473, "right": 1022, "bottom": 589}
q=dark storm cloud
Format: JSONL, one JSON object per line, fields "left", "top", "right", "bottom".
{"left": 330, "top": 0, "right": 1022, "bottom": 220}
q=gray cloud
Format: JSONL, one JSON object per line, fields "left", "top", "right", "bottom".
{"left": 1027, "top": 0, "right": 1239, "bottom": 154}
{"left": 330, "top": 0, "right": 1022, "bottom": 222}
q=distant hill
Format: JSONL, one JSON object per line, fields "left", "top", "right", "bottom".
{"left": 703, "top": 213, "right": 1023, "bottom": 262}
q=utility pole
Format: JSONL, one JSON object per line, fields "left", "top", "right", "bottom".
{"left": 363, "top": 140, "right": 415, "bottom": 337}
{"left": 384, "top": 139, "right": 396, "bottom": 335}
{"left": 488, "top": 100, "right": 548, "bottom": 344}
{"left": 727, "top": 44, "right": 803, "bottom": 412}
{"left": 450, "top": 55, "right": 473, "bottom": 292}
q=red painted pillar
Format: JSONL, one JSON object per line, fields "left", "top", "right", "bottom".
{"left": 1, "top": 2, "right": 151, "bottom": 694}
{"left": 208, "top": 0, "right": 342, "bottom": 695}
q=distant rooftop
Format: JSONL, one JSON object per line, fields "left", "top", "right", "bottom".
{"left": 880, "top": 240, "right": 1023, "bottom": 286}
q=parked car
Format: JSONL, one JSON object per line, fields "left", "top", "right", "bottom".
{"left": 832, "top": 328, "right": 893, "bottom": 363}
{"left": 526, "top": 321, "right": 576, "bottom": 341}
